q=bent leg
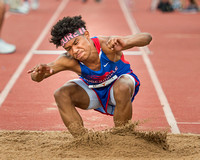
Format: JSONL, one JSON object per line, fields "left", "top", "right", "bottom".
{"left": 0, "top": 0, "right": 5, "bottom": 33}
{"left": 54, "top": 81, "right": 90, "bottom": 137}
{"left": 112, "top": 75, "right": 135, "bottom": 127}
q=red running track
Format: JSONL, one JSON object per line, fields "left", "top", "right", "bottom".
{"left": 0, "top": 0, "right": 199, "bottom": 134}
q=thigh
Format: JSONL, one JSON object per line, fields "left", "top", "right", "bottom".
{"left": 62, "top": 81, "right": 90, "bottom": 110}
{"left": 67, "top": 79, "right": 102, "bottom": 110}
{"left": 109, "top": 74, "right": 136, "bottom": 105}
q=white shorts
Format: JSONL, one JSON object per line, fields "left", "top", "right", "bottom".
{"left": 70, "top": 74, "right": 136, "bottom": 110}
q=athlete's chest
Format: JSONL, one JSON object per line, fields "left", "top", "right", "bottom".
{"left": 85, "top": 61, "right": 101, "bottom": 71}
{"left": 80, "top": 58, "right": 119, "bottom": 82}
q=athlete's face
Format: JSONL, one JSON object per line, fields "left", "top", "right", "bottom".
{"left": 63, "top": 31, "right": 91, "bottom": 61}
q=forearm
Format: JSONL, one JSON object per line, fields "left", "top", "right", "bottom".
{"left": 101, "top": 33, "right": 152, "bottom": 53}
{"left": 29, "top": 63, "right": 54, "bottom": 82}
{"left": 123, "top": 33, "right": 152, "bottom": 49}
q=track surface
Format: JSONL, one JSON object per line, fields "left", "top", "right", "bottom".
{"left": 0, "top": 0, "right": 200, "bottom": 134}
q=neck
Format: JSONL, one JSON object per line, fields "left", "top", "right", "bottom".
{"left": 81, "top": 40, "right": 101, "bottom": 70}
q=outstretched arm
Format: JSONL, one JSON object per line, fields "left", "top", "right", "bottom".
{"left": 27, "top": 63, "right": 55, "bottom": 82}
{"left": 106, "top": 33, "right": 152, "bottom": 51}
{"left": 27, "top": 53, "right": 80, "bottom": 82}
{"left": 100, "top": 33, "right": 152, "bottom": 53}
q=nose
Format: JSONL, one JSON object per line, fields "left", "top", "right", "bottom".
{"left": 72, "top": 46, "right": 79, "bottom": 54}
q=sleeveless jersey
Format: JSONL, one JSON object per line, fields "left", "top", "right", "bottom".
{"left": 79, "top": 37, "right": 140, "bottom": 115}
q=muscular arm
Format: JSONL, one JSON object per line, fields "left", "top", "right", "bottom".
{"left": 120, "top": 33, "right": 152, "bottom": 49}
{"left": 98, "top": 33, "right": 152, "bottom": 61}
{"left": 99, "top": 33, "right": 152, "bottom": 52}
{"left": 28, "top": 52, "right": 80, "bottom": 82}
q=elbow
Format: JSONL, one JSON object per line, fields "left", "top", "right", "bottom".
{"left": 145, "top": 33, "right": 152, "bottom": 45}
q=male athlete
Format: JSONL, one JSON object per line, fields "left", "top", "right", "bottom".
{"left": 28, "top": 15, "right": 152, "bottom": 137}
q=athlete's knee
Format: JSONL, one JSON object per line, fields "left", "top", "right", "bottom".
{"left": 54, "top": 85, "right": 70, "bottom": 102}
{"left": 114, "top": 82, "right": 132, "bottom": 98}
{"left": 114, "top": 76, "right": 134, "bottom": 98}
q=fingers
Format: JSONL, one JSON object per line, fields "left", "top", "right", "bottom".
{"left": 27, "top": 69, "right": 34, "bottom": 74}
{"left": 27, "top": 64, "right": 53, "bottom": 74}
{"left": 106, "top": 38, "right": 119, "bottom": 50}
{"left": 106, "top": 38, "right": 125, "bottom": 52}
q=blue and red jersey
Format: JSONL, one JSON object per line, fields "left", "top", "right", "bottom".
{"left": 79, "top": 37, "right": 140, "bottom": 115}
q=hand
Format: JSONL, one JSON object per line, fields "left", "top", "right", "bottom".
{"left": 106, "top": 37, "right": 125, "bottom": 52}
{"left": 27, "top": 64, "right": 53, "bottom": 74}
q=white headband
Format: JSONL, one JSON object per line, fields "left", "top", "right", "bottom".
{"left": 60, "top": 27, "right": 86, "bottom": 46}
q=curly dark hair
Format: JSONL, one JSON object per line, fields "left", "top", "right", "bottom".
{"left": 50, "top": 15, "right": 87, "bottom": 48}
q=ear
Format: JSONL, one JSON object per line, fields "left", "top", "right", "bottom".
{"left": 84, "top": 31, "right": 90, "bottom": 39}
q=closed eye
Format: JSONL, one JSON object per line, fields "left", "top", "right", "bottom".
{"left": 64, "top": 38, "right": 78, "bottom": 51}
{"left": 65, "top": 46, "right": 71, "bottom": 51}
{"left": 73, "top": 38, "right": 78, "bottom": 45}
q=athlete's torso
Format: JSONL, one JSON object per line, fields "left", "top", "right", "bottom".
{"left": 79, "top": 37, "right": 134, "bottom": 88}
{"left": 77, "top": 37, "right": 140, "bottom": 115}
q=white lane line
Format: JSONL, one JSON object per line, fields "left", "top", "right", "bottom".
{"left": 0, "top": 0, "right": 69, "bottom": 107}
{"left": 119, "top": 0, "right": 180, "bottom": 134}
{"left": 177, "top": 122, "right": 200, "bottom": 125}
{"left": 150, "top": 0, "right": 160, "bottom": 11}
{"left": 5, "top": 12, "right": 11, "bottom": 19}
{"left": 32, "top": 50, "right": 143, "bottom": 55}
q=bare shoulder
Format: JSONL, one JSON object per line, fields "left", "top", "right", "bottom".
{"left": 97, "top": 36, "right": 109, "bottom": 44}
{"left": 50, "top": 52, "right": 80, "bottom": 74}
{"left": 57, "top": 52, "right": 74, "bottom": 62}
{"left": 61, "top": 52, "right": 78, "bottom": 63}
{"left": 97, "top": 36, "right": 113, "bottom": 54}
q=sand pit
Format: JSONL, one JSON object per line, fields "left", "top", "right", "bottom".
{"left": 0, "top": 123, "right": 199, "bottom": 160}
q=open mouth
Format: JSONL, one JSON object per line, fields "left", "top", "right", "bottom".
{"left": 76, "top": 52, "right": 84, "bottom": 59}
